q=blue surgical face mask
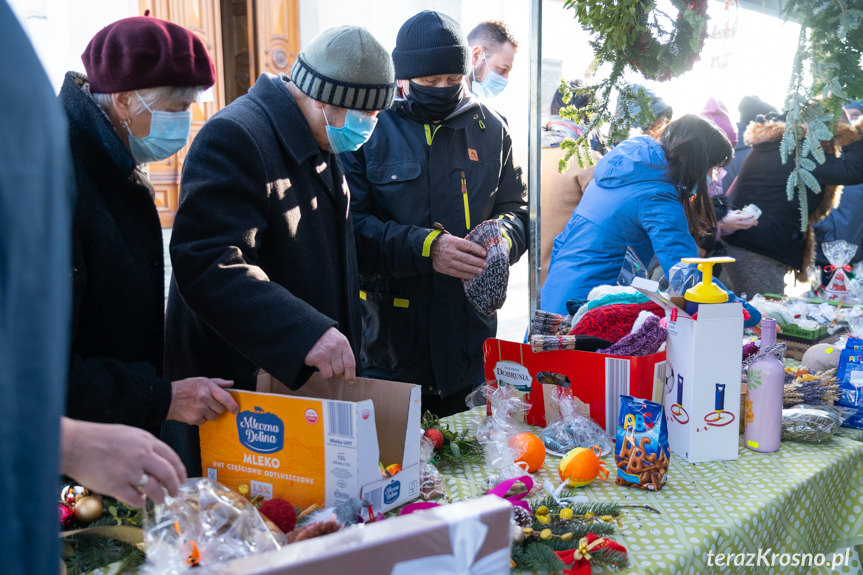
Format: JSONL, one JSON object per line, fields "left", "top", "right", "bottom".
{"left": 125, "top": 92, "right": 192, "bottom": 164}
{"left": 472, "top": 51, "right": 508, "bottom": 99}
{"left": 323, "top": 108, "right": 377, "bottom": 154}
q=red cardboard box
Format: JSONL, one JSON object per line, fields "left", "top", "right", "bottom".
{"left": 483, "top": 338, "right": 666, "bottom": 434}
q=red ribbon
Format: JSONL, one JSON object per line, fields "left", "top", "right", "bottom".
{"left": 824, "top": 264, "right": 852, "bottom": 274}
{"left": 555, "top": 533, "right": 627, "bottom": 575}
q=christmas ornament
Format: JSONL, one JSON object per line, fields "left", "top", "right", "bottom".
{"left": 258, "top": 498, "right": 298, "bottom": 533}
{"left": 58, "top": 502, "right": 75, "bottom": 527}
{"left": 423, "top": 428, "right": 444, "bottom": 450}
{"left": 554, "top": 533, "right": 628, "bottom": 575}
{"left": 61, "top": 484, "right": 90, "bottom": 505}
{"left": 73, "top": 495, "right": 104, "bottom": 524}
{"left": 558, "top": 445, "right": 609, "bottom": 487}
{"left": 510, "top": 432, "right": 546, "bottom": 473}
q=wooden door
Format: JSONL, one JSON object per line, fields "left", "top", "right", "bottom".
{"left": 253, "top": 0, "right": 300, "bottom": 78}
{"left": 139, "top": 0, "right": 225, "bottom": 228}
{"left": 138, "top": 0, "right": 299, "bottom": 227}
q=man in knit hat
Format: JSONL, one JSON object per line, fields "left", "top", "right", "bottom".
{"left": 164, "top": 25, "right": 394, "bottom": 474}
{"left": 341, "top": 10, "right": 528, "bottom": 417}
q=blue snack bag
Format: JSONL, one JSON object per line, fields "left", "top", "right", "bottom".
{"left": 615, "top": 395, "right": 670, "bottom": 491}
{"left": 836, "top": 342, "right": 863, "bottom": 429}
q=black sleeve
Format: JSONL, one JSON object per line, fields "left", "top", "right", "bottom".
{"left": 170, "top": 116, "right": 336, "bottom": 390}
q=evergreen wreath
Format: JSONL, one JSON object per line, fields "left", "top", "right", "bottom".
{"left": 557, "top": 0, "right": 710, "bottom": 169}
{"left": 564, "top": 0, "right": 709, "bottom": 82}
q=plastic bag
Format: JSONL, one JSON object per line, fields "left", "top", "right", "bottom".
{"left": 822, "top": 240, "right": 860, "bottom": 303}
{"left": 471, "top": 383, "right": 532, "bottom": 483}
{"left": 144, "top": 478, "right": 279, "bottom": 574}
{"left": 541, "top": 386, "right": 612, "bottom": 456}
{"left": 666, "top": 261, "right": 701, "bottom": 298}
{"left": 781, "top": 404, "right": 849, "bottom": 443}
{"left": 617, "top": 246, "right": 649, "bottom": 287}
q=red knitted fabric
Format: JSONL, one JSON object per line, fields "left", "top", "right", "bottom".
{"left": 570, "top": 302, "right": 665, "bottom": 344}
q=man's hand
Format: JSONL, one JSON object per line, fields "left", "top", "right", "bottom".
{"left": 305, "top": 326, "right": 356, "bottom": 385}
{"left": 166, "top": 377, "right": 239, "bottom": 425}
{"left": 60, "top": 417, "right": 187, "bottom": 507}
{"left": 431, "top": 234, "right": 488, "bottom": 279}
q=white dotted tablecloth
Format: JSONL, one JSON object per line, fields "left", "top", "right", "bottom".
{"left": 439, "top": 408, "right": 863, "bottom": 575}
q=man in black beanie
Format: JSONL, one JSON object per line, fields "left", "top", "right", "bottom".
{"left": 164, "top": 25, "right": 395, "bottom": 474}
{"left": 341, "top": 10, "right": 529, "bottom": 417}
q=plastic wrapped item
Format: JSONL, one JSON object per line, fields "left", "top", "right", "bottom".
{"left": 418, "top": 435, "right": 446, "bottom": 500}
{"left": 144, "top": 478, "right": 280, "bottom": 574}
{"left": 846, "top": 306, "right": 863, "bottom": 338}
{"left": 780, "top": 404, "right": 852, "bottom": 443}
{"left": 471, "top": 384, "right": 532, "bottom": 484}
{"left": 541, "top": 387, "right": 612, "bottom": 456}
{"left": 748, "top": 294, "right": 795, "bottom": 325}
{"left": 822, "top": 240, "right": 860, "bottom": 303}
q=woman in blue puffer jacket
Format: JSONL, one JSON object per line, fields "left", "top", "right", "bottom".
{"left": 541, "top": 114, "right": 733, "bottom": 314}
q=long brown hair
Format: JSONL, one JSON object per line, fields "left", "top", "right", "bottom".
{"left": 659, "top": 114, "right": 733, "bottom": 244}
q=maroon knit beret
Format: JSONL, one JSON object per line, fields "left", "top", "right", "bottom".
{"left": 82, "top": 16, "right": 215, "bottom": 94}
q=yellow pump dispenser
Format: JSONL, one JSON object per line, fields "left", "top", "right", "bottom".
{"left": 681, "top": 257, "right": 735, "bottom": 304}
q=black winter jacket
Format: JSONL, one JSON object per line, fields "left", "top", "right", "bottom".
{"left": 342, "top": 97, "right": 528, "bottom": 397}
{"left": 727, "top": 119, "right": 863, "bottom": 270}
{"left": 165, "top": 74, "right": 362, "bottom": 391}
{"left": 60, "top": 72, "right": 172, "bottom": 435}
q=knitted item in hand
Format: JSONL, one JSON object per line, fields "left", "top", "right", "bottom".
{"left": 531, "top": 309, "right": 568, "bottom": 336}
{"left": 598, "top": 313, "right": 666, "bottom": 356}
{"left": 530, "top": 334, "right": 613, "bottom": 352}
{"left": 570, "top": 302, "right": 665, "bottom": 343}
{"left": 463, "top": 220, "right": 510, "bottom": 316}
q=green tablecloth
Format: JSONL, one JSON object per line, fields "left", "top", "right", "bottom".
{"left": 438, "top": 408, "right": 863, "bottom": 575}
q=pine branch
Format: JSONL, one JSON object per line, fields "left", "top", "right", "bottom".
{"left": 513, "top": 542, "right": 566, "bottom": 574}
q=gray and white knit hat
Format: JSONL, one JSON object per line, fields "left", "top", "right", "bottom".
{"left": 290, "top": 25, "right": 395, "bottom": 111}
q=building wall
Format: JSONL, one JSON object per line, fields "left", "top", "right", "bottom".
{"left": 8, "top": 0, "right": 139, "bottom": 92}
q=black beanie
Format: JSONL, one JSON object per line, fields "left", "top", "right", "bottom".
{"left": 392, "top": 10, "right": 470, "bottom": 79}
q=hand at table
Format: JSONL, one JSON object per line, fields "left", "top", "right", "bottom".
{"left": 432, "top": 234, "right": 487, "bottom": 280}
{"left": 305, "top": 326, "right": 356, "bottom": 385}
{"left": 167, "top": 377, "right": 239, "bottom": 425}
{"left": 719, "top": 210, "right": 758, "bottom": 234}
{"left": 60, "top": 417, "right": 186, "bottom": 507}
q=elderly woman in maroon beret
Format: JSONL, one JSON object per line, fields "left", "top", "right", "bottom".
{"left": 59, "top": 16, "right": 239, "bottom": 453}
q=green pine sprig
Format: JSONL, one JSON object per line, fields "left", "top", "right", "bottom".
{"left": 512, "top": 542, "right": 567, "bottom": 574}
{"left": 421, "top": 411, "right": 484, "bottom": 467}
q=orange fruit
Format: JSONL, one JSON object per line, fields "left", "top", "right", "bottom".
{"left": 385, "top": 463, "right": 402, "bottom": 476}
{"left": 509, "top": 432, "right": 546, "bottom": 472}
{"left": 558, "top": 445, "right": 609, "bottom": 487}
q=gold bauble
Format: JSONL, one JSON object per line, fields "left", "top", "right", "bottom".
{"left": 73, "top": 496, "right": 103, "bottom": 524}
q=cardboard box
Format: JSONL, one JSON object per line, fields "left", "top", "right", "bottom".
{"left": 199, "top": 373, "right": 421, "bottom": 514}
{"left": 633, "top": 278, "right": 743, "bottom": 463}
{"left": 198, "top": 495, "right": 512, "bottom": 575}
{"left": 483, "top": 337, "right": 666, "bottom": 435}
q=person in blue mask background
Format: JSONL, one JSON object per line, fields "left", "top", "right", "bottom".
{"left": 341, "top": 10, "right": 528, "bottom": 417}
{"left": 61, "top": 15, "right": 242, "bottom": 441}
{"left": 164, "top": 25, "right": 395, "bottom": 475}
{"left": 466, "top": 20, "right": 518, "bottom": 100}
